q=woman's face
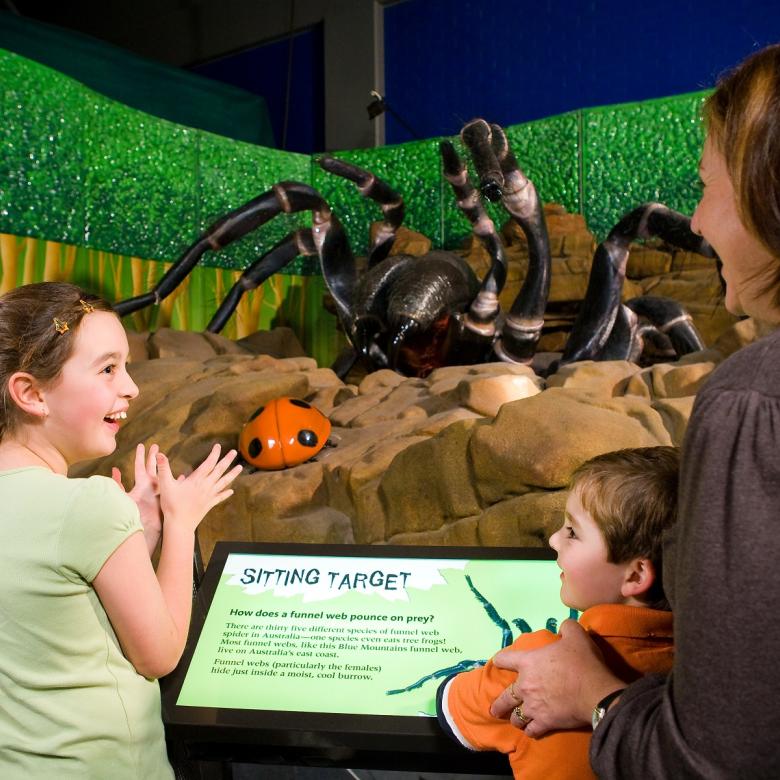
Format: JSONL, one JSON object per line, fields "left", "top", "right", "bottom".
{"left": 691, "top": 136, "right": 780, "bottom": 321}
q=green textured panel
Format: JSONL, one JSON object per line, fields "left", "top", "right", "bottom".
{"left": 311, "top": 139, "right": 442, "bottom": 256}
{"left": 197, "top": 133, "right": 313, "bottom": 272}
{"left": 505, "top": 113, "right": 580, "bottom": 213}
{"left": 0, "top": 51, "right": 87, "bottom": 243}
{"left": 582, "top": 91, "right": 709, "bottom": 241}
{"left": 83, "top": 98, "right": 199, "bottom": 260}
{"left": 442, "top": 113, "right": 580, "bottom": 248}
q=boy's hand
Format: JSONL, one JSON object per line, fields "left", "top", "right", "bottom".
{"left": 156, "top": 444, "right": 242, "bottom": 533}
{"left": 112, "top": 442, "right": 162, "bottom": 555}
{"left": 490, "top": 619, "right": 625, "bottom": 738}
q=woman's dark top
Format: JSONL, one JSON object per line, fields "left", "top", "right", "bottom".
{"left": 590, "top": 328, "right": 780, "bottom": 777}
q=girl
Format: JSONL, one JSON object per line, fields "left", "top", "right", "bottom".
{"left": 0, "top": 282, "right": 242, "bottom": 778}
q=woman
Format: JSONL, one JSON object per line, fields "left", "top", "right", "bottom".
{"left": 490, "top": 43, "right": 780, "bottom": 778}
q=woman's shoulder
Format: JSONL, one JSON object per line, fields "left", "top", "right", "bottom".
{"left": 705, "top": 326, "right": 780, "bottom": 399}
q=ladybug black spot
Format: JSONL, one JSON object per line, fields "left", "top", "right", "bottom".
{"left": 248, "top": 438, "right": 263, "bottom": 458}
{"left": 290, "top": 399, "right": 311, "bottom": 409}
{"left": 298, "top": 429, "right": 318, "bottom": 448}
{"left": 248, "top": 406, "right": 265, "bottom": 422}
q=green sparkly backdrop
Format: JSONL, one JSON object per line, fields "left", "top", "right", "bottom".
{"left": 0, "top": 49, "right": 709, "bottom": 364}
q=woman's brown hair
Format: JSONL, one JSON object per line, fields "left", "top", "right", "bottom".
{"left": 0, "top": 282, "right": 114, "bottom": 440}
{"left": 704, "top": 44, "right": 780, "bottom": 271}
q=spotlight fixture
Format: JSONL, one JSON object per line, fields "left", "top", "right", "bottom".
{"left": 365, "top": 90, "right": 421, "bottom": 139}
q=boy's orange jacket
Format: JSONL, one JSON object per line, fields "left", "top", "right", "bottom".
{"left": 437, "top": 604, "right": 674, "bottom": 780}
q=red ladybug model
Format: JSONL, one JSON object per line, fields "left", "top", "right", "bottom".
{"left": 239, "top": 397, "right": 332, "bottom": 470}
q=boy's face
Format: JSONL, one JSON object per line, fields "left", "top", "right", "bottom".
{"left": 549, "top": 487, "right": 632, "bottom": 612}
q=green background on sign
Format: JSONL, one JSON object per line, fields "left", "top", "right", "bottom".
{"left": 178, "top": 556, "right": 569, "bottom": 717}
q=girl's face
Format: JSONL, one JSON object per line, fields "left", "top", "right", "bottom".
{"left": 691, "top": 136, "right": 780, "bottom": 321}
{"left": 41, "top": 311, "right": 138, "bottom": 468}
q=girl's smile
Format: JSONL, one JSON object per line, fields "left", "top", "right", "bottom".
{"left": 39, "top": 311, "right": 138, "bottom": 471}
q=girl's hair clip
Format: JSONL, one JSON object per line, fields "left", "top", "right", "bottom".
{"left": 53, "top": 318, "right": 69, "bottom": 334}
{"left": 79, "top": 299, "right": 95, "bottom": 314}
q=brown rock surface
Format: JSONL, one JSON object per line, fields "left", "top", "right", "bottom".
{"left": 72, "top": 321, "right": 756, "bottom": 566}
{"left": 469, "top": 388, "right": 666, "bottom": 501}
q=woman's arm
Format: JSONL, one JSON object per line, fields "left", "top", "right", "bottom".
{"left": 490, "top": 619, "right": 625, "bottom": 736}
{"left": 94, "top": 445, "right": 241, "bottom": 678}
{"left": 591, "top": 379, "right": 780, "bottom": 777}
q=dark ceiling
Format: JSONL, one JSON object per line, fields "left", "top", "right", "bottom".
{"left": 4, "top": 1, "right": 204, "bottom": 65}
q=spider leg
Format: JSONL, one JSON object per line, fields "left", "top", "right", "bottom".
{"left": 206, "top": 229, "right": 317, "bottom": 333}
{"left": 546, "top": 608, "right": 579, "bottom": 634}
{"left": 317, "top": 155, "right": 404, "bottom": 268}
{"left": 440, "top": 139, "right": 506, "bottom": 363}
{"left": 512, "top": 618, "right": 533, "bottom": 634}
{"left": 562, "top": 203, "right": 713, "bottom": 364}
{"left": 465, "top": 574, "right": 513, "bottom": 648}
{"left": 114, "top": 182, "right": 350, "bottom": 319}
{"left": 386, "top": 660, "right": 485, "bottom": 695}
{"left": 460, "top": 118, "right": 504, "bottom": 202}
{"left": 626, "top": 295, "right": 705, "bottom": 356}
{"left": 598, "top": 304, "right": 642, "bottom": 362}
{"left": 489, "top": 123, "right": 552, "bottom": 364}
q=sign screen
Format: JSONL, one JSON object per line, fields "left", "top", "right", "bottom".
{"left": 175, "top": 546, "right": 570, "bottom": 718}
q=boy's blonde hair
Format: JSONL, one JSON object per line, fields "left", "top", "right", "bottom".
{"left": 571, "top": 446, "right": 680, "bottom": 610}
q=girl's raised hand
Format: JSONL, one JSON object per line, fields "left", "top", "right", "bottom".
{"left": 155, "top": 444, "right": 242, "bottom": 533}
{"left": 112, "top": 442, "right": 162, "bottom": 555}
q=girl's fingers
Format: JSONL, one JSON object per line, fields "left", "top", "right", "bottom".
{"left": 216, "top": 463, "right": 243, "bottom": 491}
{"left": 145, "top": 443, "right": 160, "bottom": 476}
{"left": 156, "top": 453, "right": 174, "bottom": 487}
{"left": 213, "top": 489, "right": 235, "bottom": 505}
{"left": 111, "top": 467, "right": 126, "bottom": 491}
{"left": 211, "top": 450, "right": 239, "bottom": 480}
{"left": 133, "top": 443, "right": 146, "bottom": 482}
{"left": 193, "top": 443, "right": 222, "bottom": 475}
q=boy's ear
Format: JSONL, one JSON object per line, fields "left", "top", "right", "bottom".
{"left": 620, "top": 557, "right": 656, "bottom": 600}
{"left": 7, "top": 371, "right": 47, "bottom": 417}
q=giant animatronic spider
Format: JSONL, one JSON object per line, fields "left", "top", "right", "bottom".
{"left": 114, "top": 120, "right": 715, "bottom": 377}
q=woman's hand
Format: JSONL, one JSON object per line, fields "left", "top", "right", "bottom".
{"left": 156, "top": 444, "right": 242, "bottom": 532}
{"left": 112, "top": 442, "right": 162, "bottom": 555}
{"left": 490, "top": 619, "right": 626, "bottom": 738}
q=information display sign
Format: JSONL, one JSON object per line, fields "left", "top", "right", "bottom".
{"left": 162, "top": 542, "right": 570, "bottom": 771}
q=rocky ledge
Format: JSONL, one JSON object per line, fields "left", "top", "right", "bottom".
{"left": 73, "top": 318, "right": 760, "bottom": 566}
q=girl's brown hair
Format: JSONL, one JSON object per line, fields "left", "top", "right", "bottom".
{"left": 0, "top": 282, "right": 114, "bottom": 440}
{"left": 704, "top": 44, "right": 780, "bottom": 297}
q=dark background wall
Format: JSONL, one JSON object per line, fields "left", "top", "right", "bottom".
{"left": 191, "top": 24, "right": 325, "bottom": 153}
{"left": 382, "top": 0, "right": 780, "bottom": 144}
{"left": 6, "top": 0, "right": 780, "bottom": 152}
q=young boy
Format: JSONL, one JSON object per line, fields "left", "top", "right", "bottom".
{"left": 436, "top": 446, "right": 679, "bottom": 780}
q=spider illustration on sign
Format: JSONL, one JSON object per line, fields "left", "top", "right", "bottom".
{"left": 385, "top": 575, "right": 577, "bottom": 696}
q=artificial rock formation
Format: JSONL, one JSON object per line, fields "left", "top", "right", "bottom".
{"left": 74, "top": 314, "right": 755, "bottom": 566}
